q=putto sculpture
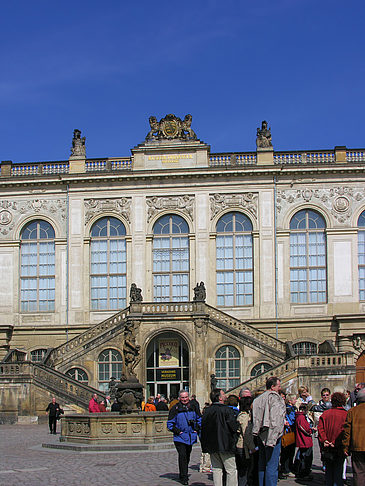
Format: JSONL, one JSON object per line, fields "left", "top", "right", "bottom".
{"left": 71, "top": 129, "right": 86, "bottom": 156}
{"left": 256, "top": 120, "right": 272, "bottom": 148}
{"left": 145, "top": 113, "right": 197, "bottom": 141}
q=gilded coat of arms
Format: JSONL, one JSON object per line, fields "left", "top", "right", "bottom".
{"left": 146, "top": 114, "right": 197, "bottom": 141}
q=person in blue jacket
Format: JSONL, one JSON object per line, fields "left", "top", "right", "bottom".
{"left": 167, "top": 390, "right": 202, "bottom": 485}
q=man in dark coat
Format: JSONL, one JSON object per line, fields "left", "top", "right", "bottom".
{"left": 201, "top": 388, "right": 238, "bottom": 486}
{"left": 46, "top": 397, "right": 61, "bottom": 434}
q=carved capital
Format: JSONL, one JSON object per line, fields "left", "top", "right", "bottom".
{"left": 194, "top": 318, "right": 208, "bottom": 336}
{"left": 146, "top": 195, "right": 194, "bottom": 223}
{"left": 210, "top": 193, "right": 258, "bottom": 220}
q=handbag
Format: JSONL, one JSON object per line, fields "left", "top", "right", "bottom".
{"left": 281, "top": 430, "right": 295, "bottom": 448}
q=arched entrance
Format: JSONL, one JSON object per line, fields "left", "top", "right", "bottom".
{"left": 356, "top": 351, "right": 365, "bottom": 382}
{"left": 146, "top": 332, "right": 189, "bottom": 399}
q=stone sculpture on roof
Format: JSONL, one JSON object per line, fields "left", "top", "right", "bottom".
{"left": 145, "top": 114, "right": 197, "bottom": 141}
{"left": 256, "top": 120, "right": 272, "bottom": 148}
{"left": 71, "top": 129, "right": 86, "bottom": 156}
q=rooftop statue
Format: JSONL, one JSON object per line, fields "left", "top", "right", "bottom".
{"left": 256, "top": 120, "right": 272, "bottom": 149}
{"left": 145, "top": 114, "right": 197, "bottom": 141}
{"left": 71, "top": 129, "right": 86, "bottom": 156}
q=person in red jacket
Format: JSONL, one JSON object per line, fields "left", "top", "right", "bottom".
{"left": 317, "top": 392, "right": 347, "bottom": 486}
{"left": 88, "top": 393, "right": 101, "bottom": 413}
{"left": 294, "top": 404, "right": 314, "bottom": 479}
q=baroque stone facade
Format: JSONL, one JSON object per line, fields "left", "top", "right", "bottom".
{"left": 0, "top": 117, "right": 364, "bottom": 419}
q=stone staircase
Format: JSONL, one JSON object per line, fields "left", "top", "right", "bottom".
{"left": 227, "top": 352, "right": 355, "bottom": 395}
{"left": 0, "top": 361, "right": 105, "bottom": 410}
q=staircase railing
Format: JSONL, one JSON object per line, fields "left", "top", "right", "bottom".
{"left": 45, "top": 307, "right": 130, "bottom": 367}
{"left": 0, "top": 361, "right": 105, "bottom": 409}
{"left": 205, "top": 305, "right": 286, "bottom": 359}
{"left": 227, "top": 352, "right": 354, "bottom": 395}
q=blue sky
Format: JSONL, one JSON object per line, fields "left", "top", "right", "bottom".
{"left": 1, "top": 0, "right": 364, "bottom": 162}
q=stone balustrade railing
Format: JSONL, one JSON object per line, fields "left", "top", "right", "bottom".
{"left": 0, "top": 361, "right": 104, "bottom": 409}
{"left": 274, "top": 151, "right": 335, "bottom": 164}
{"left": 136, "top": 302, "right": 194, "bottom": 314}
{"left": 347, "top": 150, "right": 365, "bottom": 162}
{"left": 209, "top": 153, "right": 257, "bottom": 166}
{"left": 227, "top": 352, "right": 354, "bottom": 395}
{"left": 46, "top": 307, "right": 130, "bottom": 367}
{"left": 205, "top": 304, "right": 286, "bottom": 356}
{"left": 10, "top": 161, "right": 69, "bottom": 176}
{"left": 85, "top": 158, "right": 132, "bottom": 172}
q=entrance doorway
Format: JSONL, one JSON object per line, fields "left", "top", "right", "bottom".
{"left": 146, "top": 332, "right": 189, "bottom": 400}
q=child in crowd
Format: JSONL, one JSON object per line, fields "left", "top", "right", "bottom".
{"left": 294, "top": 403, "right": 314, "bottom": 480}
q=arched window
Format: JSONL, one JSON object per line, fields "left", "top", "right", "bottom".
{"left": 215, "top": 345, "right": 240, "bottom": 391}
{"left": 290, "top": 209, "right": 327, "bottom": 303}
{"left": 293, "top": 342, "right": 317, "bottom": 355}
{"left": 20, "top": 220, "right": 55, "bottom": 312}
{"left": 90, "top": 217, "right": 126, "bottom": 310}
{"left": 98, "top": 349, "right": 122, "bottom": 392}
{"left": 358, "top": 211, "right": 365, "bottom": 300}
{"left": 250, "top": 362, "right": 272, "bottom": 377}
{"left": 66, "top": 367, "right": 89, "bottom": 384}
{"left": 216, "top": 212, "right": 253, "bottom": 306}
{"left": 30, "top": 348, "right": 47, "bottom": 362}
{"left": 153, "top": 214, "right": 189, "bottom": 302}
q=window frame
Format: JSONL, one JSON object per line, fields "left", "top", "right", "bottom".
{"left": 214, "top": 345, "right": 240, "bottom": 391}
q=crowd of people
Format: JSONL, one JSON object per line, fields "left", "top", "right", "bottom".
{"left": 51, "top": 381, "right": 365, "bottom": 486}
{"left": 165, "top": 380, "right": 365, "bottom": 486}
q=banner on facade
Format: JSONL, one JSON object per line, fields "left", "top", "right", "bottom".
{"left": 158, "top": 338, "right": 179, "bottom": 368}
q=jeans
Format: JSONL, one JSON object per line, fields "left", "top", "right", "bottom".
{"left": 174, "top": 442, "right": 192, "bottom": 482}
{"left": 210, "top": 452, "right": 237, "bottom": 486}
{"left": 257, "top": 437, "right": 281, "bottom": 486}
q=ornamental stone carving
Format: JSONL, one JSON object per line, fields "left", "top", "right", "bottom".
{"left": 101, "top": 423, "right": 113, "bottom": 434}
{"left": 256, "top": 120, "right": 272, "bottom": 149}
{"left": 131, "top": 423, "right": 142, "bottom": 434}
{"left": 116, "top": 423, "right": 127, "bottom": 434}
{"left": 146, "top": 195, "right": 194, "bottom": 223}
{"left": 210, "top": 193, "right": 258, "bottom": 220}
{"left": 0, "top": 199, "right": 66, "bottom": 237}
{"left": 155, "top": 422, "right": 164, "bottom": 433}
{"left": 146, "top": 114, "right": 197, "bottom": 141}
{"left": 276, "top": 187, "right": 365, "bottom": 225}
{"left": 84, "top": 198, "right": 131, "bottom": 224}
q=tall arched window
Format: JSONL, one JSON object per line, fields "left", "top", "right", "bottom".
{"left": 90, "top": 217, "right": 126, "bottom": 310}
{"left": 358, "top": 211, "right": 365, "bottom": 300}
{"left": 216, "top": 212, "right": 253, "bottom": 306}
{"left": 98, "top": 349, "right": 122, "bottom": 392}
{"left": 20, "top": 220, "right": 55, "bottom": 312}
{"left": 153, "top": 214, "right": 189, "bottom": 302}
{"left": 250, "top": 362, "right": 272, "bottom": 377}
{"left": 30, "top": 348, "right": 47, "bottom": 362}
{"left": 66, "top": 367, "right": 89, "bottom": 384}
{"left": 290, "top": 209, "right": 327, "bottom": 303}
{"left": 215, "top": 345, "right": 240, "bottom": 391}
{"left": 292, "top": 342, "right": 317, "bottom": 355}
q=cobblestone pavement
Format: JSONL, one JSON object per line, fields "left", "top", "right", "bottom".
{"left": 0, "top": 425, "right": 352, "bottom": 486}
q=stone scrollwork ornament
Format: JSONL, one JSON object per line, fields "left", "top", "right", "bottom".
{"left": 145, "top": 114, "right": 197, "bottom": 141}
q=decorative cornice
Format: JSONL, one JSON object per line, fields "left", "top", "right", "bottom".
{"left": 146, "top": 195, "right": 194, "bottom": 223}
{"left": 210, "top": 193, "right": 258, "bottom": 220}
{"left": 84, "top": 198, "right": 131, "bottom": 224}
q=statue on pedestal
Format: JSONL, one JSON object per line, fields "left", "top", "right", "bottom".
{"left": 193, "top": 281, "right": 206, "bottom": 302}
{"left": 256, "top": 121, "right": 272, "bottom": 148}
{"left": 129, "top": 283, "right": 143, "bottom": 303}
{"left": 71, "top": 129, "right": 86, "bottom": 156}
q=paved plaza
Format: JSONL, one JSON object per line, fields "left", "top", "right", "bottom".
{"left": 0, "top": 424, "right": 352, "bottom": 486}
